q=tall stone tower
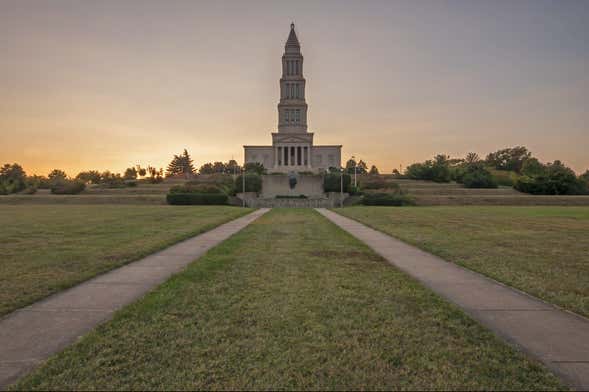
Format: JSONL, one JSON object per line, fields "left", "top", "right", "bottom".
{"left": 278, "top": 23, "right": 307, "bottom": 133}
{"left": 243, "top": 23, "right": 341, "bottom": 174}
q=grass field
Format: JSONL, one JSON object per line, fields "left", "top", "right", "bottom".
{"left": 0, "top": 205, "right": 250, "bottom": 316}
{"left": 12, "top": 209, "right": 562, "bottom": 390}
{"left": 337, "top": 206, "right": 589, "bottom": 317}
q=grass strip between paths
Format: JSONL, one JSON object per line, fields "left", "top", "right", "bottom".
{"left": 12, "top": 208, "right": 563, "bottom": 390}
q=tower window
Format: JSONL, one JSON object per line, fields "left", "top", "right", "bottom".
{"left": 295, "top": 60, "right": 299, "bottom": 75}
{"left": 295, "top": 83, "right": 299, "bottom": 98}
{"left": 285, "top": 110, "right": 289, "bottom": 123}
{"left": 295, "top": 109, "right": 300, "bottom": 123}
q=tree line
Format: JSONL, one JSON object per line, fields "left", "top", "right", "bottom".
{"left": 400, "top": 146, "right": 589, "bottom": 194}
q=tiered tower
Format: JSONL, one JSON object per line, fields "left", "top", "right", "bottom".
{"left": 278, "top": 23, "right": 307, "bottom": 133}
{"left": 243, "top": 23, "right": 341, "bottom": 174}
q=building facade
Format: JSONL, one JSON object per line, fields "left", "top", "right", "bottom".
{"left": 244, "top": 23, "right": 342, "bottom": 173}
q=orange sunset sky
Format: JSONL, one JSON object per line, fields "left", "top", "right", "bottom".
{"left": 1, "top": 0, "right": 588, "bottom": 175}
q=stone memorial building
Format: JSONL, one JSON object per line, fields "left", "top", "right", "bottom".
{"left": 244, "top": 23, "right": 342, "bottom": 173}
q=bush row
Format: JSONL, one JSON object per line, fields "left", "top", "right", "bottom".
{"left": 166, "top": 193, "right": 228, "bottom": 205}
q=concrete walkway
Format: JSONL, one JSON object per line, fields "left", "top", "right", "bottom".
{"left": 317, "top": 208, "right": 589, "bottom": 390}
{"left": 0, "top": 208, "right": 269, "bottom": 389}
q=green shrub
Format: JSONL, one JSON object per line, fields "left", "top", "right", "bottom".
{"left": 460, "top": 164, "right": 497, "bottom": 188}
{"left": 166, "top": 193, "right": 228, "bottom": 205}
{"left": 463, "top": 171, "right": 497, "bottom": 188}
{"left": 50, "top": 180, "right": 86, "bottom": 194}
{"left": 187, "top": 174, "right": 236, "bottom": 195}
{"left": 125, "top": 180, "right": 137, "bottom": 187}
{"left": 405, "top": 155, "right": 451, "bottom": 183}
{"left": 0, "top": 163, "right": 27, "bottom": 194}
{"left": 323, "top": 173, "right": 351, "bottom": 192}
{"left": 170, "top": 184, "right": 222, "bottom": 194}
{"left": 489, "top": 169, "right": 517, "bottom": 187}
{"left": 362, "top": 192, "right": 414, "bottom": 206}
{"left": 514, "top": 161, "right": 586, "bottom": 195}
{"left": 235, "top": 173, "right": 262, "bottom": 193}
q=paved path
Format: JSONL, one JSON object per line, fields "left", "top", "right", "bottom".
{"left": 317, "top": 208, "right": 589, "bottom": 390}
{"left": 0, "top": 208, "right": 269, "bottom": 389}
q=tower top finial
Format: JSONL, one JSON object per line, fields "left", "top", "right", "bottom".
{"left": 291, "top": 22, "right": 295, "bottom": 30}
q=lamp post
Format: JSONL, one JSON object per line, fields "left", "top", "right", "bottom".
{"left": 242, "top": 167, "right": 246, "bottom": 208}
{"left": 352, "top": 155, "right": 357, "bottom": 188}
{"left": 340, "top": 166, "right": 344, "bottom": 208}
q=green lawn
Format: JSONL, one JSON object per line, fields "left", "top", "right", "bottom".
{"left": 0, "top": 205, "right": 250, "bottom": 316}
{"left": 337, "top": 206, "right": 589, "bottom": 317}
{"left": 13, "top": 209, "right": 562, "bottom": 390}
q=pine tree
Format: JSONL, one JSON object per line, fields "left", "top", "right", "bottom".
{"left": 166, "top": 149, "right": 195, "bottom": 177}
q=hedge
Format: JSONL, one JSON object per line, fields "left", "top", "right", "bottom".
{"left": 362, "top": 192, "right": 414, "bottom": 206}
{"left": 323, "top": 173, "right": 351, "bottom": 192}
{"left": 166, "top": 193, "right": 228, "bottom": 205}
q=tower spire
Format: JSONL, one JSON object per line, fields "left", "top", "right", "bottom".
{"left": 278, "top": 23, "right": 307, "bottom": 133}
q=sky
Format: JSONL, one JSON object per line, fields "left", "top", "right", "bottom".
{"left": 1, "top": 0, "right": 588, "bottom": 175}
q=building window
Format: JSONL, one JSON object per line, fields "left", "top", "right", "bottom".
{"left": 285, "top": 110, "right": 289, "bottom": 123}
{"left": 295, "top": 60, "right": 299, "bottom": 75}
{"left": 295, "top": 84, "right": 299, "bottom": 98}
{"left": 295, "top": 109, "right": 300, "bottom": 123}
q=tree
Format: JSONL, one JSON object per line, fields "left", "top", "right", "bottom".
{"left": 485, "top": 146, "right": 531, "bottom": 173}
{"left": 369, "top": 165, "right": 379, "bottom": 175}
{"left": 0, "top": 163, "right": 27, "bottom": 194}
{"left": 515, "top": 160, "right": 585, "bottom": 195}
{"left": 136, "top": 165, "right": 147, "bottom": 177}
{"left": 345, "top": 158, "right": 367, "bottom": 175}
{"left": 345, "top": 159, "right": 356, "bottom": 174}
{"left": 521, "top": 158, "right": 545, "bottom": 177}
{"left": 226, "top": 159, "right": 241, "bottom": 175}
{"left": 464, "top": 152, "right": 480, "bottom": 164}
{"left": 404, "top": 154, "right": 451, "bottom": 183}
{"left": 461, "top": 162, "right": 497, "bottom": 188}
{"left": 166, "top": 149, "right": 195, "bottom": 177}
{"left": 357, "top": 160, "right": 368, "bottom": 174}
{"left": 147, "top": 166, "right": 164, "bottom": 183}
{"left": 76, "top": 170, "right": 101, "bottom": 184}
{"left": 48, "top": 169, "right": 67, "bottom": 184}
{"left": 244, "top": 162, "right": 266, "bottom": 175}
{"left": 212, "top": 161, "right": 226, "bottom": 173}
{"left": 123, "top": 167, "right": 138, "bottom": 180}
{"left": 199, "top": 162, "right": 215, "bottom": 174}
